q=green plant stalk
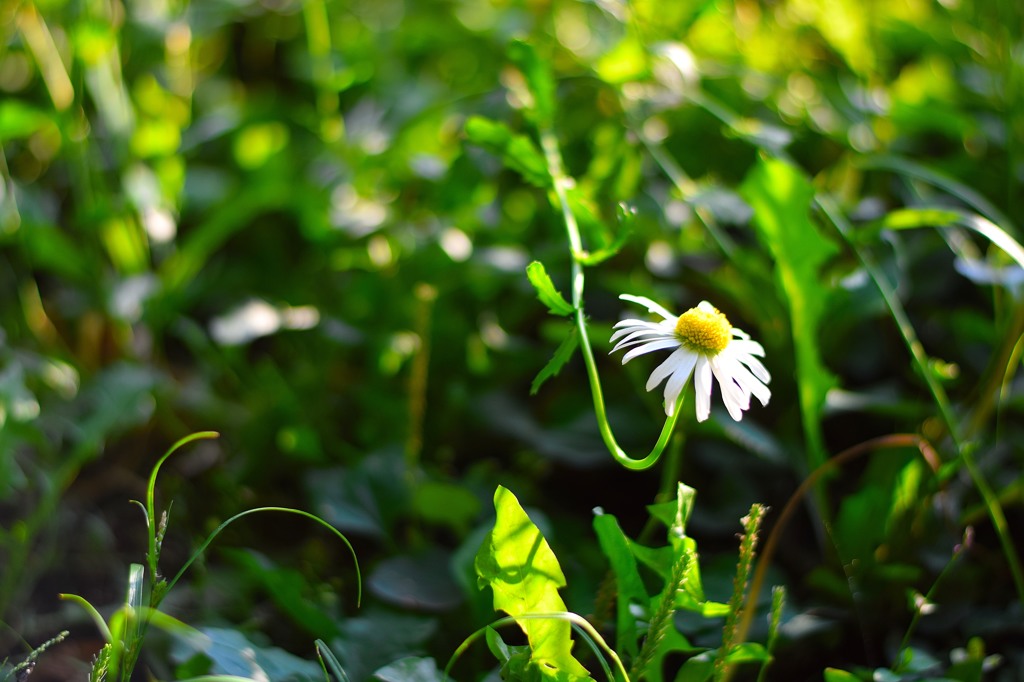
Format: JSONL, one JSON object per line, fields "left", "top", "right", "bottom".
{"left": 754, "top": 587, "right": 785, "bottom": 682}
{"left": 714, "top": 504, "right": 765, "bottom": 682}
{"left": 965, "top": 300, "right": 1024, "bottom": 440}
{"left": 538, "top": 126, "right": 680, "bottom": 471}
{"left": 630, "top": 548, "right": 691, "bottom": 680}
{"left": 820, "top": 195, "right": 1024, "bottom": 605}
{"left": 302, "top": 0, "right": 344, "bottom": 142}
{"left": 894, "top": 528, "right": 972, "bottom": 672}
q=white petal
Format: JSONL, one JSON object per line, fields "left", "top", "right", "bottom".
{"left": 714, "top": 356, "right": 752, "bottom": 415}
{"left": 710, "top": 357, "right": 748, "bottom": 421}
{"left": 610, "top": 319, "right": 667, "bottom": 337}
{"left": 731, "top": 360, "right": 771, "bottom": 406}
{"left": 649, "top": 347, "right": 696, "bottom": 391}
{"left": 731, "top": 327, "right": 751, "bottom": 341}
{"left": 662, "top": 353, "right": 697, "bottom": 416}
{"left": 733, "top": 349, "right": 771, "bottom": 384}
{"left": 611, "top": 326, "right": 674, "bottom": 349}
{"left": 620, "top": 294, "right": 676, "bottom": 321}
{"left": 622, "top": 338, "right": 681, "bottom": 363}
{"left": 693, "top": 356, "right": 713, "bottom": 422}
{"left": 730, "top": 338, "right": 766, "bottom": 358}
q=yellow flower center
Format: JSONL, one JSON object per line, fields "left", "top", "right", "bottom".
{"left": 675, "top": 304, "right": 732, "bottom": 355}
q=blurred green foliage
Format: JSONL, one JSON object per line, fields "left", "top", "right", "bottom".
{"left": 1, "top": 0, "right": 1023, "bottom": 679}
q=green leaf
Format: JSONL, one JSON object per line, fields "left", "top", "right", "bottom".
{"left": 412, "top": 480, "right": 482, "bottom": 533}
{"left": 673, "top": 651, "right": 714, "bottom": 682}
{"left": 372, "top": 656, "right": 445, "bottom": 682}
{"left": 593, "top": 512, "right": 647, "bottom": 658}
{"left": 475, "top": 486, "right": 592, "bottom": 681}
{"left": 508, "top": 40, "right": 556, "bottom": 127}
{"left": 740, "top": 156, "right": 839, "bottom": 470}
{"left": 170, "top": 627, "right": 323, "bottom": 681}
{"left": 823, "top": 668, "right": 862, "bottom": 682}
{"left": 526, "top": 261, "right": 575, "bottom": 316}
{"left": 464, "top": 116, "right": 550, "bottom": 188}
{"left": 227, "top": 550, "right": 341, "bottom": 638}
{"left": 531, "top": 325, "right": 578, "bottom": 395}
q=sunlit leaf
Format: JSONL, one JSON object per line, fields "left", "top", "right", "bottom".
{"left": 475, "top": 486, "right": 591, "bottom": 680}
{"left": 465, "top": 116, "right": 550, "bottom": 187}
{"left": 526, "top": 261, "right": 575, "bottom": 316}
{"left": 372, "top": 656, "right": 445, "bottom": 682}
{"left": 741, "top": 156, "right": 838, "bottom": 469}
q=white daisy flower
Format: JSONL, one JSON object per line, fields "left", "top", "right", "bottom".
{"left": 610, "top": 295, "right": 771, "bottom": 422}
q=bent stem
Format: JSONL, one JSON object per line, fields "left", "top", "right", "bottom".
{"left": 539, "top": 125, "right": 680, "bottom": 471}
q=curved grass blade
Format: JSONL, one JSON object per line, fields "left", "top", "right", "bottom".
{"left": 315, "top": 639, "right": 351, "bottom": 682}
{"left": 165, "top": 507, "right": 362, "bottom": 607}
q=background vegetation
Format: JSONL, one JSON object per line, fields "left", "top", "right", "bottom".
{"left": 1, "top": 0, "right": 1022, "bottom": 680}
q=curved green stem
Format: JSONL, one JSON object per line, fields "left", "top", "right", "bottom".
{"left": 538, "top": 126, "right": 679, "bottom": 471}
{"left": 577, "top": 309, "right": 683, "bottom": 470}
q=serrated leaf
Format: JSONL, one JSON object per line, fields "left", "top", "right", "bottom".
{"left": 740, "top": 156, "right": 838, "bottom": 469}
{"left": 526, "top": 261, "right": 575, "bottom": 316}
{"left": 531, "top": 325, "right": 578, "bottom": 395}
{"left": 465, "top": 116, "right": 550, "bottom": 187}
{"left": 475, "top": 486, "right": 592, "bottom": 681}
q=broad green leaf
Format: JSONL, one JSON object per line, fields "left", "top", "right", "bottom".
{"left": 464, "top": 116, "right": 550, "bottom": 188}
{"left": 531, "top": 325, "right": 578, "bottom": 395}
{"left": 741, "top": 156, "right": 838, "bottom": 470}
{"left": 372, "top": 656, "right": 445, "bottom": 682}
{"left": 526, "top": 261, "right": 575, "bottom": 316}
{"left": 170, "top": 627, "right": 323, "bottom": 681}
{"left": 412, "top": 480, "right": 482, "bottom": 532}
{"left": 722, "top": 642, "right": 769, "bottom": 663}
{"left": 508, "top": 40, "right": 556, "bottom": 127}
{"left": 475, "top": 486, "right": 592, "bottom": 681}
{"left": 592, "top": 512, "right": 647, "bottom": 658}
{"left": 644, "top": 628, "right": 703, "bottom": 682}
{"left": 673, "top": 651, "right": 714, "bottom": 682}
{"left": 823, "top": 668, "right": 862, "bottom": 682}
